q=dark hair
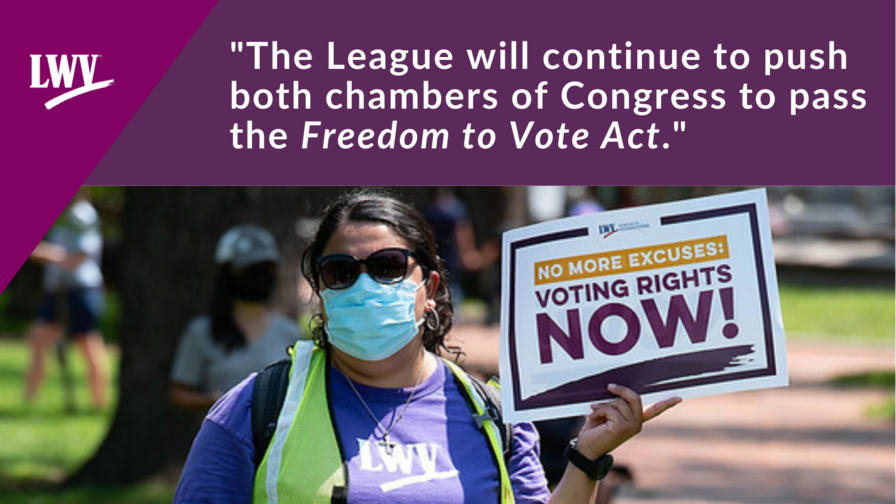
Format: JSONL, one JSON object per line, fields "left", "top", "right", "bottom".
{"left": 301, "top": 189, "right": 457, "bottom": 357}
{"left": 210, "top": 262, "right": 276, "bottom": 352}
{"left": 210, "top": 266, "right": 245, "bottom": 352}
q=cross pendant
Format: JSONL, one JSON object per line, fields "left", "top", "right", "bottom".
{"left": 378, "top": 434, "right": 396, "bottom": 455}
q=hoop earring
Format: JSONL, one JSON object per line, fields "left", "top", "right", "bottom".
{"left": 307, "top": 313, "right": 327, "bottom": 346}
{"left": 425, "top": 309, "right": 440, "bottom": 331}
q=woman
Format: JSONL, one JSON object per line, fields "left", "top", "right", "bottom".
{"left": 169, "top": 224, "right": 300, "bottom": 410}
{"left": 173, "top": 191, "right": 679, "bottom": 503}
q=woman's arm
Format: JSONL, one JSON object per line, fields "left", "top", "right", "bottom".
{"left": 173, "top": 378, "right": 258, "bottom": 504}
{"left": 547, "top": 385, "right": 681, "bottom": 504}
{"left": 170, "top": 318, "right": 218, "bottom": 410}
{"left": 172, "top": 419, "right": 256, "bottom": 504}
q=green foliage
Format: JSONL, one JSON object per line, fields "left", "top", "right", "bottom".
{"left": 831, "top": 370, "right": 895, "bottom": 388}
{"left": 0, "top": 292, "right": 30, "bottom": 336}
{"left": 84, "top": 186, "right": 125, "bottom": 241}
{"left": 779, "top": 283, "right": 895, "bottom": 342}
{"left": 830, "top": 371, "right": 895, "bottom": 421}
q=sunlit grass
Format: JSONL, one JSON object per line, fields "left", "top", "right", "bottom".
{"left": 0, "top": 340, "right": 116, "bottom": 484}
{"left": 867, "top": 395, "right": 896, "bottom": 420}
{"left": 0, "top": 340, "right": 177, "bottom": 502}
{"left": 779, "top": 283, "right": 895, "bottom": 343}
{"left": 2, "top": 482, "right": 176, "bottom": 504}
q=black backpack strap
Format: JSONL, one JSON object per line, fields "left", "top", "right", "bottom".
{"left": 251, "top": 357, "right": 292, "bottom": 467}
{"left": 468, "top": 375, "right": 513, "bottom": 463}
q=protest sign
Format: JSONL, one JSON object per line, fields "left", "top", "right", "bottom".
{"left": 499, "top": 189, "right": 788, "bottom": 423}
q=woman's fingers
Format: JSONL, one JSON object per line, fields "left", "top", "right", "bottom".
{"left": 643, "top": 396, "right": 683, "bottom": 422}
{"left": 587, "top": 401, "right": 620, "bottom": 421}
{"left": 598, "top": 385, "right": 682, "bottom": 424}
{"left": 577, "top": 387, "right": 682, "bottom": 458}
{"left": 584, "top": 403, "right": 612, "bottom": 430}
{"left": 607, "top": 383, "right": 643, "bottom": 423}
{"left": 594, "top": 397, "right": 635, "bottom": 428}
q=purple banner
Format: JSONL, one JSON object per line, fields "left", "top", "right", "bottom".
{"left": 2, "top": 0, "right": 894, "bottom": 293}
{"left": 87, "top": 0, "right": 894, "bottom": 185}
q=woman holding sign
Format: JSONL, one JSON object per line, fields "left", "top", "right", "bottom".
{"left": 173, "top": 189, "right": 679, "bottom": 504}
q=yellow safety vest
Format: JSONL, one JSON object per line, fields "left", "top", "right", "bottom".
{"left": 252, "top": 341, "right": 515, "bottom": 504}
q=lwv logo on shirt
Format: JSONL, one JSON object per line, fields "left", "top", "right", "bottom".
{"left": 356, "top": 439, "right": 460, "bottom": 493}
{"left": 30, "top": 54, "right": 114, "bottom": 110}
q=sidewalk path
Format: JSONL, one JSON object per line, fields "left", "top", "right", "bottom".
{"left": 447, "top": 325, "right": 895, "bottom": 504}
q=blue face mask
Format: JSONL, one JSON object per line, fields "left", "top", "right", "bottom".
{"left": 321, "top": 274, "right": 425, "bottom": 361}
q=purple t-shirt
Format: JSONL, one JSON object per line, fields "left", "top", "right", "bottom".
{"left": 173, "top": 359, "right": 551, "bottom": 504}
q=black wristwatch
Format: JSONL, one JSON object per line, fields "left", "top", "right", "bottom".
{"left": 564, "top": 438, "right": 614, "bottom": 481}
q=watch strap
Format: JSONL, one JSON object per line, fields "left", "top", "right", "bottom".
{"left": 564, "top": 439, "right": 614, "bottom": 481}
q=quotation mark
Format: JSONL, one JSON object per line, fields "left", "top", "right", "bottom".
{"left": 231, "top": 42, "right": 243, "bottom": 53}
{"left": 663, "top": 121, "right": 686, "bottom": 149}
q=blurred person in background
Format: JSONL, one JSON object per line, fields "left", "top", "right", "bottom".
{"left": 425, "top": 187, "right": 498, "bottom": 319}
{"left": 24, "top": 192, "right": 109, "bottom": 409}
{"left": 567, "top": 187, "right": 605, "bottom": 216}
{"left": 169, "top": 225, "right": 300, "bottom": 410}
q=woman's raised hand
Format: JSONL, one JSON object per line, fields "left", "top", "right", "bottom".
{"left": 574, "top": 384, "right": 682, "bottom": 460}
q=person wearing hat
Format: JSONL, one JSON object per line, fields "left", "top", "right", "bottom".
{"left": 169, "top": 225, "right": 300, "bottom": 410}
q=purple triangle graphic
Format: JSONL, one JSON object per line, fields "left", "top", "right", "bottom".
{"left": 0, "top": 0, "right": 219, "bottom": 293}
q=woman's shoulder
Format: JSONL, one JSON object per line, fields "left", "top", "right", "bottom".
{"left": 206, "top": 372, "right": 257, "bottom": 441}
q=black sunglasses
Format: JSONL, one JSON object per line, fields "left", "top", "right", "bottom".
{"left": 316, "top": 248, "right": 415, "bottom": 290}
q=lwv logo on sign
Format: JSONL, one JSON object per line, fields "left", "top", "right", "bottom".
{"left": 30, "top": 54, "right": 114, "bottom": 110}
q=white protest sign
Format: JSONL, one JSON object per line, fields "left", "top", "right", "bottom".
{"left": 499, "top": 189, "right": 788, "bottom": 423}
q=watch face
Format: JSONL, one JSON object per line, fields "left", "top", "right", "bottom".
{"left": 593, "top": 454, "right": 614, "bottom": 480}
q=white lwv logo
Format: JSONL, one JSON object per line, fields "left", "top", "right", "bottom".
{"left": 30, "top": 54, "right": 114, "bottom": 110}
{"left": 357, "top": 439, "right": 459, "bottom": 493}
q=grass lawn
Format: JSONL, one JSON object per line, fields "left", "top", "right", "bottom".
{"left": 0, "top": 339, "right": 176, "bottom": 503}
{"left": 779, "top": 283, "right": 895, "bottom": 343}
{"left": 771, "top": 283, "right": 894, "bottom": 420}
{"left": 2, "top": 483, "right": 176, "bottom": 504}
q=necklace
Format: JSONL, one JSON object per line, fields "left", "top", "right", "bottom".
{"left": 342, "top": 358, "right": 427, "bottom": 455}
